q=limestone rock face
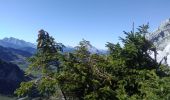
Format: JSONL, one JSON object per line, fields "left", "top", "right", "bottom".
{"left": 147, "top": 18, "right": 170, "bottom": 50}
{"left": 148, "top": 18, "right": 170, "bottom": 65}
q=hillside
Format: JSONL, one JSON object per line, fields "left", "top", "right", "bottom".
{"left": 0, "top": 59, "right": 29, "bottom": 95}
{"left": 0, "top": 46, "right": 32, "bottom": 70}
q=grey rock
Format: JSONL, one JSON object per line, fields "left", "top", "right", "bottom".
{"left": 148, "top": 18, "right": 170, "bottom": 65}
{"left": 147, "top": 18, "right": 170, "bottom": 50}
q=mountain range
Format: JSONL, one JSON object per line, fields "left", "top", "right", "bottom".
{"left": 0, "top": 37, "right": 36, "bottom": 54}
{"left": 0, "top": 37, "right": 107, "bottom": 54}
{"left": 0, "top": 37, "right": 108, "bottom": 70}
{"left": 0, "top": 37, "right": 36, "bottom": 70}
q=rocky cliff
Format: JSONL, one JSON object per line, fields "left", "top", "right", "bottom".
{"left": 148, "top": 19, "right": 170, "bottom": 65}
{"left": 147, "top": 18, "right": 170, "bottom": 50}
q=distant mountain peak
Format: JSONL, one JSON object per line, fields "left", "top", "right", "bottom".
{"left": 1, "top": 37, "right": 36, "bottom": 48}
{"left": 0, "top": 37, "right": 36, "bottom": 54}
{"left": 3, "top": 37, "right": 24, "bottom": 42}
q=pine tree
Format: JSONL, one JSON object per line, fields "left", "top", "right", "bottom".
{"left": 15, "top": 30, "right": 64, "bottom": 99}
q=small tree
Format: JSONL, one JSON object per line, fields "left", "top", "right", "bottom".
{"left": 57, "top": 39, "right": 117, "bottom": 100}
{"left": 15, "top": 30, "right": 64, "bottom": 99}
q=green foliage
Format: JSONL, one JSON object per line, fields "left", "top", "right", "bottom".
{"left": 16, "top": 25, "right": 170, "bottom": 100}
{"left": 57, "top": 40, "right": 116, "bottom": 100}
{"left": 15, "top": 81, "right": 35, "bottom": 97}
{"left": 37, "top": 77, "right": 58, "bottom": 97}
{"left": 15, "top": 31, "right": 63, "bottom": 98}
{"left": 105, "top": 24, "right": 170, "bottom": 99}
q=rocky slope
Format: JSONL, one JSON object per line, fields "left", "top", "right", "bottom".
{"left": 0, "top": 59, "right": 29, "bottom": 95}
{"left": 0, "top": 46, "right": 32, "bottom": 70}
{"left": 148, "top": 18, "right": 170, "bottom": 65}
{"left": 147, "top": 18, "right": 170, "bottom": 50}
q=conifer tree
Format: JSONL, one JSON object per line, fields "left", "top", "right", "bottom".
{"left": 15, "top": 30, "right": 64, "bottom": 99}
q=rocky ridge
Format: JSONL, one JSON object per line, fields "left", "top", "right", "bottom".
{"left": 148, "top": 18, "right": 170, "bottom": 65}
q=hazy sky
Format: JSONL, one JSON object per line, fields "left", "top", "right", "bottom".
{"left": 0, "top": 0, "right": 170, "bottom": 49}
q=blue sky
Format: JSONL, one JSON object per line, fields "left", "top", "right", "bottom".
{"left": 0, "top": 0, "right": 170, "bottom": 49}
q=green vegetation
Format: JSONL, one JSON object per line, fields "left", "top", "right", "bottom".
{"left": 15, "top": 25, "right": 170, "bottom": 100}
{"left": 0, "top": 95, "right": 16, "bottom": 100}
